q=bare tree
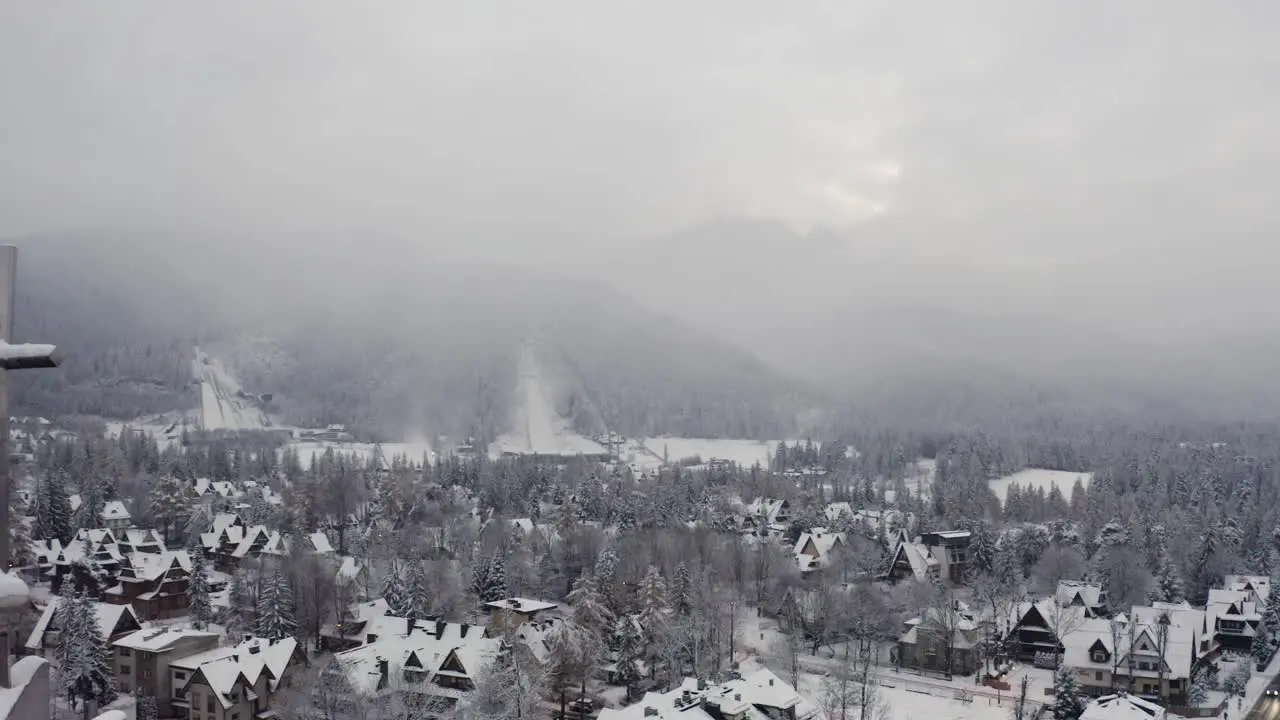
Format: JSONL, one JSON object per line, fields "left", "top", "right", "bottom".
{"left": 1041, "top": 602, "right": 1086, "bottom": 670}
{"left": 1107, "top": 617, "right": 1131, "bottom": 692}
{"left": 1103, "top": 547, "right": 1152, "bottom": 609}
{"left": 1032, "top": 547, "right": 1087, "bottom": 595}
{"left": 1009, "top": 674, "right": 1033, "bottom": 720}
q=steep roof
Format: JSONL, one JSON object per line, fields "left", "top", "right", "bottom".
{"left": 25, "top": 598, "right": 141, "bottom": 650}
{"left": 1080, "top": 693, "right": 1167, "bottom": 720}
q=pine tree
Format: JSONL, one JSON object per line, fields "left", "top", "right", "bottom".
{"left": 567, "top": 573, "right": 614, "bottom": 638}
{"left": 611, "top": 615, "right": 643, "bottom": 688}
{"left": 405, "top": 560, "right": 432, "bottom": 620}
{"left": 136, "top": 694, "right": 159, "bottom": 720}
{"left": 1266, "top": 571, "right": 1280, "bottom": 653}
{"left": 1253, "top": 623, "right": 1273, "bottom": 668}
{"left": 59, "top": 593, "right": 116, "bottom": 715}
{"left": 35, "top": 471, "right": 73, "bottom": 543}
{"left": 594, "top": 546, "right": 620, "bottom": 611}
{"left": 149, "top": 474, "right": 191, "bottom": 544}
{"left": 1187, "top": 665, "right": 1210, "bottom": 705}
{"left": 636, "top": 566, "right": 669, "bottom": 634}
{"left": 77, "top": 474, "right": 106, "bottom": 530}
{"left": 471, "top": 554, "right": 508, "bottom": 603}
{"left": 383, "top": 562, "right": 411, "bottom": 617}
{"left": 1152, "top": 552, "right": 1185, "bottom": 604}
{"left": 670, "top": 562, "right": 693, "bottom": 616}
{"left": 187, "top": 547, "right": 215, "bottom": 630}
{"left": 968, "top": 523, "right": 997, "bottom": 576}
{"left": 1052, "top": 666, "right": 1087, "bottom": 720}
{"left": 255, "top": 571, "right": 297, "bottom": 640}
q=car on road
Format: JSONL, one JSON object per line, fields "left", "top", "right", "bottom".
{"left": 1267, "top": 688, "right": 1279, "bottom": 696}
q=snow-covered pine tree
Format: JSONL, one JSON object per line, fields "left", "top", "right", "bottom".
{"left": 1151, "top": 552, "right": 1186, "bottom": 604}
{"left": 670, "top": 562, "right": 693, "bottom": 616}
{"left": 1265, "top": 571, "right": 1280, "bottom": 653}
{"left": 405, "top": 560, "right": 432, "bottom": 621}
{"left": 187, "top": 546, "right": 215, "bottom": 630}
{"left": 136, "top": 694, "right": 159, "bottom": 720}
{"left": 1052, "top": 666, "right": 1087, "bottom": 720}
{"left": 968, "top": 523, "right": 997, "bottom": 576}
{"left": 76, "top": 474, "right": 106, "bottom": 530}
{"left": 255, "top": 571, "right": 297, "bottom": 640}
{"left": 148, "top": 474, "right": 191, "bottom": 544}
{"left": 636, "top": 566, "right": 669, "bottom": 636}
{"left": 567, "top": 573, "right": 614, "bottom": 639}
{"left": 593, "top": 546, "right": 620, "bottom": 611}
{"left": 471, "top": 554, "right": 508, "bottom": 603}
{"left": 383, "top": 562, "right": 411, "bottom": 617}
{"left": 1187, "top": 665, "right": 1210, "bottom": 705}
{"left": 59, "top": 593, "right": 116, "bottom": 715}
{"left": 1253, "top": 621, "right": 1273, "bottom": 668}
{"left": 35, "top": 471, "right": 73, "bottom": 543}
{"left": 611, "top": 614, "right": 643, "bottom": 688}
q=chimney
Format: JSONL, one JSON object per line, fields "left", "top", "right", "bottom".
{"left": 249, "top": 644, "right": 261, "bottom": 655}
{"left": 460, "top": 624, "right": 470, "bottom": 639}
{"left": 768, "top": 679, "right": 774, "bottom": 687}
{"left": 509, "top": 599, "right": 521, "bottom": 609}
{"left": 644, "top": 709, "right": 658, "bottom": 717}
{"left": 698, "top": 679, "right": 707, "bottom": 690}
{"left": 436, "top": 621, "right": 446, "bottom": 639}
{"left": 367, "top": 634, "right": 378, "bottom": 644}
{"left": 734, "top": 694, "right": 741, "bottom": 701}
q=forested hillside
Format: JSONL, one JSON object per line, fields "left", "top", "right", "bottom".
{"left": 8, "top": 232, "right": 813, "bottom": 441}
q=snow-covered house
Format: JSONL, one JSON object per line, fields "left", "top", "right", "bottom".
{"left": 103, "top": 550, "right": 194, "bottom": 620}
{"left": 597, "top": 666, "right": 819, "bottom": 720}
{"left": 320, "top": 598, "right": 393, "bottom": 653}
{"left": 884, "top": 530, "right": 969, "bottom": 585}
{"left": 303, "top": 530, "right": 334, "bottom": 555}
{"left": 1207, "top": 586, "right": 1263, "bottom": 652}
{"left": 793, "top": 528, "right": 845, "bottom": 573}
{"left": 111, "top": 627, "right": 221, "bottom": 714}
{"left": 483, "top": 598, "right": 559, "bottom": 632}
{"left": 1079, "top": 692, "right": 1167, "bottom": 720}
{"left": 1012, "top": 601, "right": 1210, "bottom": 704}
{"left": 101, "top": 501, "right": 132, "bottom": 531}
{"left": 897, "top": 607, "right": 981, "bottom": 674}
{"left": 24, "top": 597, "right": 142, "bottom": 658}
{"left": 193, "top": 477, "right": 236, "bottom": 500}
{"left": 1224, "top": 574, "right": 1271, "bottom": 606}
{"left": 1058, "top": 580, "right": 1108, "bottom": 618}
{"left": 744, "top": 498, "right": 790, "bottom": 534}
{"left": 330, "top": 620, "right": 500, "bottom": 711}
{"left": 173, "top": 636, "right": 305, "bottom": 720}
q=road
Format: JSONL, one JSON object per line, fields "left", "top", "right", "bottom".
{"left": 1247, "top": 680, "right": 1280, "bottom": 720}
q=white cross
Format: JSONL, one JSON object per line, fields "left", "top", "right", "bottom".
{"left": 0, "top": 245, "right": 63, "bottom": 689}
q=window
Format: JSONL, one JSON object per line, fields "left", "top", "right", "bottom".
{"left": 1138, "top": 661, "right": 1150, "bottom": 671}
{"left": 232, "top": 715, "right": 240, "bottom": 720}
{"left": 1091, "top": 651, "right": 1106, "bottom": 663}
{"left": 120, "top": 682, "right": 130, "bottom": 694}
{"left": 119, "top": 647, "right": 132, "bottom": 657}
{"left": 175, "top": 671, "right": 187, "bottom": 681}
{"left": 1095, "top": 672, "right": 1103, "bottom": 682}
{"left": 121, "top": 665, "right": 131, "bottom": 676}
{"left": 207, "top": 695, "right": 216, "bottom": 713}
{"left": 143, "top": 669, "right": 153, "bottom": 679}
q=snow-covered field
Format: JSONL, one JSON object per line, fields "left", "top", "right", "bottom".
{"left": 988, "top": 468, "right": 1093, "bottom": 505}
{"left": 631, "top": 437, "right": 778, "bottom": 469}
{"left": 193, "top": 348, "right": 272, "bottom": 431}
{"left": 286, "top": 439, "right": 436, "bottom": 469}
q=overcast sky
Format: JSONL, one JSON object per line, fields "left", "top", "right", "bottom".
{"left": 2, "top": 2, "right": 1277, "bottom": 330}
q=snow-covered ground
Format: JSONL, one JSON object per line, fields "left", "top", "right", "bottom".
{"left": 901, "top": 458, "right": 936, "bottom": 501}
{"left": 286, "top": 439, "right": 436, "bottom": 469}
{"left": 491, "top": 343, "right": 612, "bottom": 457}
{"left": 988, "top": 468, "right": 1093, "bottom": 505}
{"left": 631, "top": 437, "right": 779, "bottom": 470}
{"left": 192, "top": 348, "right": 272, "bottom": 431}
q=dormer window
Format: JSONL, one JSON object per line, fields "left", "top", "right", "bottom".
{"left": 1091, "top": 650, "right": 1107, "bottom": 663}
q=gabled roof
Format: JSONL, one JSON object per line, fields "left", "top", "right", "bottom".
{"left": 1080, "top": 693, "right": 1167, "bottom": 720}
{"left": 793, "top": 530, "right": 845, "bottom": 572}
{"left": 102, "top": 501, "right": 131, "bottom": 521}
{"left": 1057, "top": 581, "right": 1105, "bottom": 609}
{"left": 25, "top": 598, "right": 141, "bottom": 650}
{"left": 180, "top": 637, "right": 299, "bottom": 709}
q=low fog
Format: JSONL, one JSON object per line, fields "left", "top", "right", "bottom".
{"left": 4, "top": 2, "right": 1280, "bottom": 434}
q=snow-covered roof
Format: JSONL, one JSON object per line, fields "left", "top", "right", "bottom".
{"left": 793, "top": 529, "right": 845, "bottom": 573}
{"left": 102, "top": 500, "right": 130, "bottom": 521}
{"left": 1080, "top": 693, "right": 1167, "bottom": 720}
{"left": 0, "top": 657, "right": 50, "bottom": 720}
{"left": 212, "top": 512, "right": 242, "bottom": 531}
{"left": 337, "top": 556, "right": 365, "bottom": 582}
{"left": 114, "top": 627, "right": 220, "bottom": 652}
{"left": 598, "top": 667, "right": 819, "bottom": 720}
{"left": 25, "top": 597, "right": 139, "bottom": 649}
{"left": 180, "top": 637, "right": 299, "bottom": 709}
{"left": 1225, "top": 574, "right": 1271, "bottom": 605}
{"left": 888, "top": 537, "right": 937, "bottom": 580}
{"left": 306, "top": 531, "right": 334, "bottom": 554}
{"left": 332, "top": 622, "right": 499, "bottom": 696}
{"left": 482, "top": 597, "right": 557, "bottom": 614}
{"left": 1057, "top": 581, "right": 1105, "bottom": 610}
